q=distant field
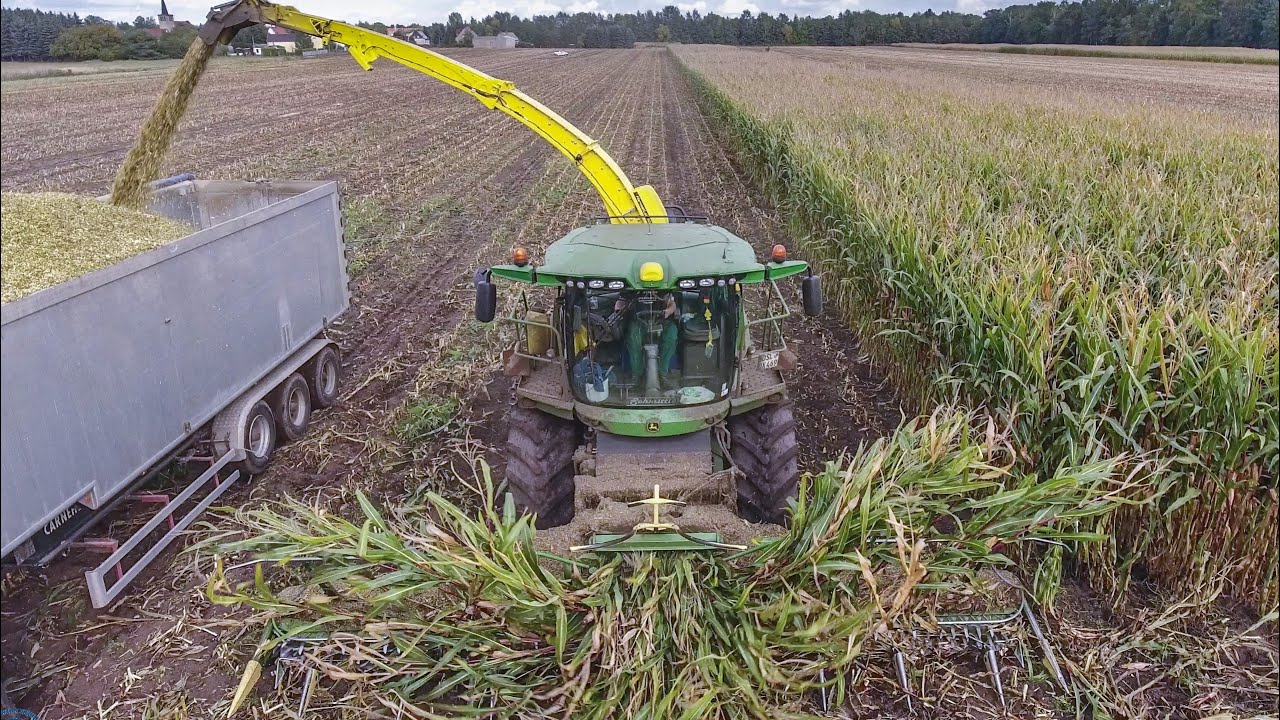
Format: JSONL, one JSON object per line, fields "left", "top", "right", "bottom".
{"left": 0, "top": 55, "right": 301, "bottom": 81}
{"left": 895, "top": 42, "right": 1280, "bottom": 64}
{"left": 0, "top": 58, "right": 183, "bottom": 80}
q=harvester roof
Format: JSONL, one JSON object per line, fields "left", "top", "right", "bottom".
{"left": 490, "top": 223, "right": 807, "bottom": 289}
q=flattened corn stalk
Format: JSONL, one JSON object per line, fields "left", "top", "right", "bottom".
{"left": 205, "top": 412, "right": 1127, "bottom": 717}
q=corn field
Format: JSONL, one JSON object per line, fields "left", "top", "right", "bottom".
{"left": 671, "top": 45, "right": 1279, "bottom": 609}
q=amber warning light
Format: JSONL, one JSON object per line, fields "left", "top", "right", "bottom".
{"left": 771, "top": 244, "right": 787, "bottom": 263}
{"left": 512, "top": 247, "right": 530, "bottom": 266}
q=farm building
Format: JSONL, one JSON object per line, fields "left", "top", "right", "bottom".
{"left": 389, "top": 26, "right": 431, "bottom": 46}
{"left": 265, "top": 24, "right": 298, "bottom": 52}
{"left": 472, "top": 31, "right": 518, "bottom": 49}
{"left": 456, "top": 28, "right": 518, "bottom": 49}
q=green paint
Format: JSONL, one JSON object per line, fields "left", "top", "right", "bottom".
{"left": 576, "top": 400, "right": 727, "bottom": 437}
{"left": 491, "top": 223, "right": 808, "bottom": 290}
{"left": 582, "top": 532, "right": 727, "bottom": 552}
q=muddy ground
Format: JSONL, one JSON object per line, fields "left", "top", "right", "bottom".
{"left": 1, "top": 48, "right": 1273, "bottom": 719}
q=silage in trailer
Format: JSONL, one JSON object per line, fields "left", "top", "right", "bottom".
{"left": 1, "top": 192, "right": 190, "bottom": 303}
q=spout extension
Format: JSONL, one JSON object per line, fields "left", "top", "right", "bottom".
{"left": 199, "top": 0, "right": 266, "bottom": 46}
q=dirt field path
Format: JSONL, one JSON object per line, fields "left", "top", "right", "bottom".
{"left": 1, "top": 49, "right": 900, "bottom": 717}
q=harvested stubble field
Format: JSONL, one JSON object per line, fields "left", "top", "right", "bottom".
{"left": 0, "top": 44, "right": 1274, "bottom": 718}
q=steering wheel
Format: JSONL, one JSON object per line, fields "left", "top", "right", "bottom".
{"left": 587, "top": 312, "right": 621, "bottom": 342}
{"left": 632, "top": 308, "right": 666, "bottom": 331}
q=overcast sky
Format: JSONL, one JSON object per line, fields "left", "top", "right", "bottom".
{"left": 4, "top": 0, "right": 1018, "bottom": 25}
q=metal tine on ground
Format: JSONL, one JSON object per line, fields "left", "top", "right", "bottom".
{"left": 894, "top": 649, "right": 913, "bottom": 712}
{"left": 296, "top": 666, "right": 317, "bottom": 719}
{"left": 984, "top": 627, "right": 1007, "bottom": 712}
{"left": 1021, "top": 598, "right": 1068, "bottom": 690}
{"left": 275, "top": 636, "right": 329, "bottom": 717}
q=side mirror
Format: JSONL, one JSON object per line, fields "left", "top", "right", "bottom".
{"left": 474, "top": 269, "right": 497, "bottom": 323}
{"left": 802, "top": 274, "right": 822, "bottom": 317}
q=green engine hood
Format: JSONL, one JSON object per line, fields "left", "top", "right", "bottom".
{"left": 490, "top": 223, "right": 807, "bottom": 289}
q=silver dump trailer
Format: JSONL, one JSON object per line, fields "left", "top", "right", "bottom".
{"left": 1, "top": 178, "right": 350, "bottom": 607}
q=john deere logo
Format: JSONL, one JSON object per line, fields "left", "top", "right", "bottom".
{"left": 645, "top": 420, "right": 661, "bottom": 433}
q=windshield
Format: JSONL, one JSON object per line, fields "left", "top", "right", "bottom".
{"left": 565, "top": 287, "right": 738, "bottom": 408}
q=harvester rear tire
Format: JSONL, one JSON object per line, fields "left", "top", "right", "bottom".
{"left": 504, "top": 407, "right": 579, "bottom": 529}
{"left": 728, "top": 401, "right": 799, "bottom": 525}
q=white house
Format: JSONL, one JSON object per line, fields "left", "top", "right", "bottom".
{"left": 265, "top": 24, "right": 297, "bottom": 53}
{"left": 389, "top": 25, "right": 431, "bottom": 46}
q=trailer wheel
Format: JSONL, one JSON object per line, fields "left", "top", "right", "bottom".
{"left": 728, "top": 401, "right": 799, "bottom": 525}
{"left": 505, "top": 407, "right": 579, "bottom": 529}
{"left": 240, "top": 400, "right": 277, "bottom": 475}
{"left": 308, "top": 345, "right": 342, "bottom": 409}
{"left": 272, "top": 373, "right": 312, "bottom": 442}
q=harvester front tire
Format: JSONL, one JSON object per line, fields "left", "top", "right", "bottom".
{"left": 505, "top": 407, "right": 579, "bottom": 529}
{"left": 728, "top": 401, "right": 799, "bottom": 525}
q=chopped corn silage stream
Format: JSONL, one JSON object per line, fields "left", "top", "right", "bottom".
{"left": 110, "top": 39, "right": 215, "bottom": 210}
{"left": 0, "top": 192, "right": 190, "bottom": 303}
{"left": 204, "top": 413, "right": 1128, "bottom": 717}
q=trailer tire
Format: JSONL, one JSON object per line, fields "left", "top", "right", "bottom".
{"left": 239, "top": 400, "right": 277, "bottom": 476}
{"left": 272, "top": 373, "right": 312, "bottom": 442}
{"left": 504, "top": 407, "right": 579, "bottom": 529}
{"left": 728, "top": 401, "right": 799, "bottom": 525}
{"left": 308, "top": 345, "right": 341, "bottom": 409}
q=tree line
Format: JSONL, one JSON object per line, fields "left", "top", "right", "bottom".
{"left": 3, "top": 0, "right": 1276, "bottom": 63}
{"left": 393, "top": 0, "right": 1276, "bottom": 50}
{"left": 1, "top": 9, "right": 199, "bottom": 61}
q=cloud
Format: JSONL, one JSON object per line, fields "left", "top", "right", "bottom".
{"left": 716, "top": 0, "right": 760, "bottom": 13}
{"left": 954, "top": 0, "right": 1016, "bottom": 11}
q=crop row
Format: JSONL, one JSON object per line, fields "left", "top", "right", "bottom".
{"left": 671, "top": 45, "right": 1279, "bottom": 609}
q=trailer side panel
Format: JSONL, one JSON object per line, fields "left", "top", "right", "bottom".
{"left": 1, "top": 181, "right": 348, "bottom": 557}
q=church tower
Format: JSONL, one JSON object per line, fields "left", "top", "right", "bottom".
{"left": 158, "top": 0, "right": 175, "bottom": 31}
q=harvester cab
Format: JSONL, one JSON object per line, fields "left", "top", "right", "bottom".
{"left": 477, "top": 216, "right": 822, "bottom": 550}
